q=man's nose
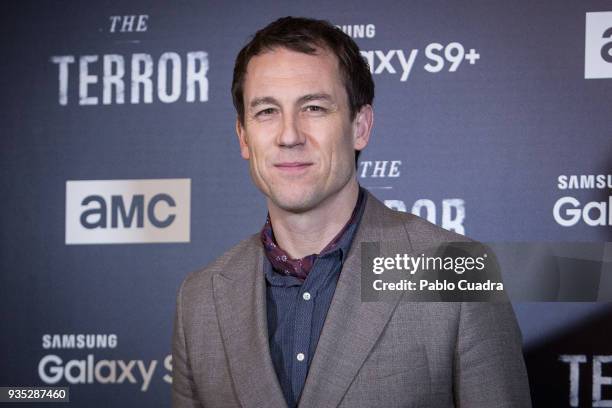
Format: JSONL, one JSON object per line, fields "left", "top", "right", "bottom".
{"left": 277, "top": 113, "right": 305, "bottom": 148}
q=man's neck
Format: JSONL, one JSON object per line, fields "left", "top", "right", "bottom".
{"left": 267, "top": 179, "right": 360, "bottom": 259}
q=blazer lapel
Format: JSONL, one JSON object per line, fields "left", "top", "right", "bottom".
{"left": 298, "top": 193, "right": 413, "bottom": 408}
{"left": 213, "top": 237, "right": 288, "bottom": 408}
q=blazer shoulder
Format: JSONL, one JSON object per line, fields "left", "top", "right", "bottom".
{"left": 179, "top": 233, "right": 260, "bottom": 295}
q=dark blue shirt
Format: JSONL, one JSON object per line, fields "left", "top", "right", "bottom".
{"left": 264, "top": 191, "right": 367, "bottom": 407}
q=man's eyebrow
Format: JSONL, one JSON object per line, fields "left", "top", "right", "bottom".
{"left": 297, "top": 93, "right": 334, "bottom": 104}
{"left": 248, "top": 93, "right": 335, "bottom": 110}
{"left": 249, "top": 96, "right": 280, "bottom": 109}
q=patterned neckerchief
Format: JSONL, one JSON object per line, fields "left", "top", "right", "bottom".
{"left": 260, "top": 188, "right": 366, "bottom": 281}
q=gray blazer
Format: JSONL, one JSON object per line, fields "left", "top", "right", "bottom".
{"left": 172, "top": 192, "right": 532, "bottom": 407}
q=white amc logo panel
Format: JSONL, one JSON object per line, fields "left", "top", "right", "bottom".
{"left": 585, "top": 11, "right": 612, "bottom": 79}
{"left": 65, "top": 179, "right": 190, "bottom": 244}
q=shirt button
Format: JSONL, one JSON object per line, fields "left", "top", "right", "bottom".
{"left": 296, "top": 353, "right": 305, "bottom": 362}
{"left": 302, "top": 292, "right": 311, "bottom": 301}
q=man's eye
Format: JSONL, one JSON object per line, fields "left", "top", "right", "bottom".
{"left": 256, "top": 108, "right": 276, "bottom": 116}
{"left": 305, "top": 105, "right": 327, "bottom": 113}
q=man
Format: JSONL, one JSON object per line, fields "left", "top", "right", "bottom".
{"left": 172, "top": 16, "right": 531, "bottom": 408}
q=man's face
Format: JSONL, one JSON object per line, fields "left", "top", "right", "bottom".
{"left": 237, "top": 46, "right": 370, "bottom": 213}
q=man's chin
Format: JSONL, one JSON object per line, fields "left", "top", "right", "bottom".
{"left": 269, "top": 191, "right": 320, "bottom": 214}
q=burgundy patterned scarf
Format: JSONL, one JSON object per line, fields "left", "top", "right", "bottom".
{"left": 260, "top": 189, "right": 365, "bottom": 280}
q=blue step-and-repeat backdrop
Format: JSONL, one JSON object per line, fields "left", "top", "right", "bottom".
{"left": 1, "top": 1, "right": 611, "bottom": 406}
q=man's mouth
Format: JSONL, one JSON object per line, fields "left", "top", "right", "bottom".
{"left": 274, "top": 162, "right": 313, "bottom": 171}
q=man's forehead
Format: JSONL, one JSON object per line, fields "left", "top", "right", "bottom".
{"left": 246, "top": 46, "right": 340, "bottom": 78}
{"left": 255, "top": 43, "right": 335, "bottom": 61}
{"left": 243, "top": 46, "right": 343, "bottom": 97}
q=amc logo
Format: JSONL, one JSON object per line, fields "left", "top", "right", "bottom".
{"left": 585, "top": 11, "right": 612, "bottom": 79}
{"left": 65, "top": 179, "right": 190, "bottom": 244}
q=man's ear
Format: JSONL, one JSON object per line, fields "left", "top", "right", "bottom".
{"left": 236, "top": 118, "right": 250, "bottom": 160}
{"left": 352, "top": 104, "right": 373, "bottom": 152}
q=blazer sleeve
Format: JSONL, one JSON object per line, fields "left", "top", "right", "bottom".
{"left": 453, "top": 302, "right": 532, "bottom": 408}
{"left": 172, "top": 279, "right": 203, "bottom": 408}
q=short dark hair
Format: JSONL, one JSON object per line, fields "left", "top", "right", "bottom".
{"left": 231, "top": 16, "right": 374, "bottom": 166}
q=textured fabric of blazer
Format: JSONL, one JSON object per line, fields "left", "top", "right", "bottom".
{"left": 172, "top": 191, "right": 532, "bottom": 407}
